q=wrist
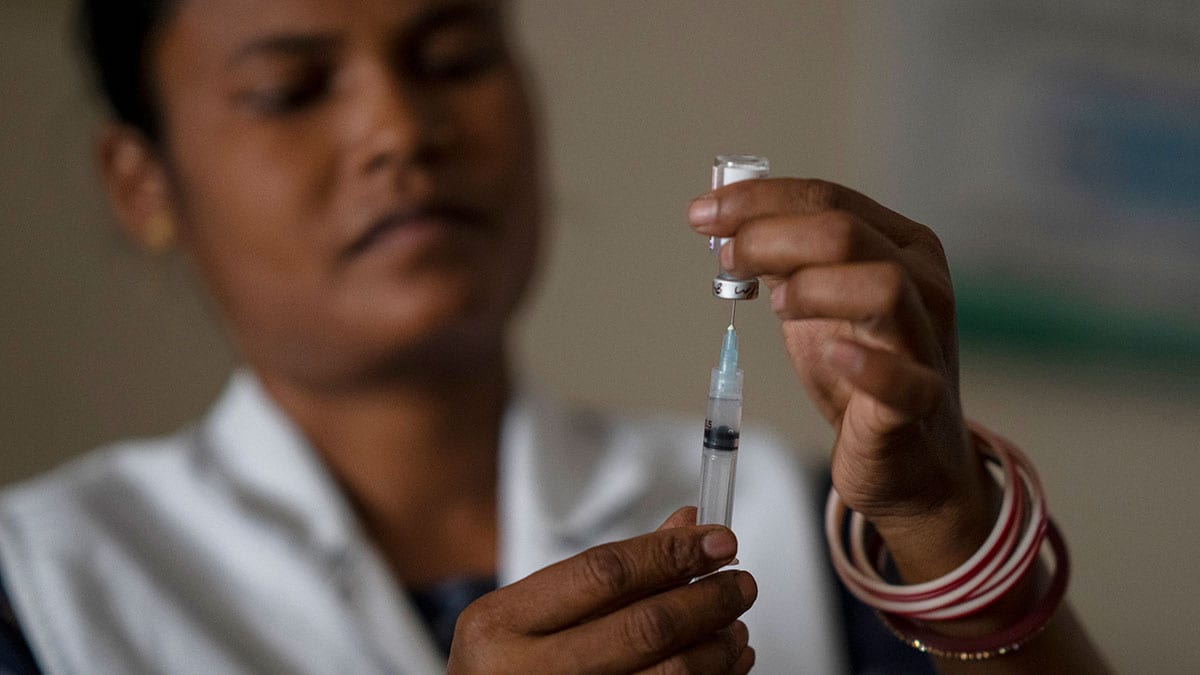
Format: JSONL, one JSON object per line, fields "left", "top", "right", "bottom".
{"left": 825, "top": 420, "right": 1071, "bottom": 660}
{"left": 870, "top": 442, "right": 1001, "bottom": 584}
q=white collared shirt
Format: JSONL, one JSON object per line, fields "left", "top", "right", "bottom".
{"left": 0, "top": 372, "right": 845, "bottom": 674}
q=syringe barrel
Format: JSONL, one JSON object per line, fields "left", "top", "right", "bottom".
{"left": 709, "top": 155, "right": 768, "bottom": 300}
{"left": 698, "top": 367, "right": 743, "bottom": 528}
{"left": 698, "top": 448, "right": 737, "bottom": 527}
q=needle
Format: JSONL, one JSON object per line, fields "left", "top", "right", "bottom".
{"left": 728, "top": 300, "right": 737, "bottom": 329}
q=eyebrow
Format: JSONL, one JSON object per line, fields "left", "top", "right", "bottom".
{"left": 227, "top": 34, "right": 341, "bottom": 68}
{"left": 225, "top": 2, "right": 501, "bottom": 69}
{"left": 405, "top": 1, "right": 501, "bottom": 39}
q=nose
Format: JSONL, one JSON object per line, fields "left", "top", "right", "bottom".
{"left": 348, "top": 65, "right": 447, "bottom": 176}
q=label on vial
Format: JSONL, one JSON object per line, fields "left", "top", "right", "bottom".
{"left": 712, "top": 278, "right": 759, "bottom": 300}
{"left": 703, "top": 420, "right": 740, "bottom": 451}
{"left": 715, "top": 166, "right": 760, "bottom": 187}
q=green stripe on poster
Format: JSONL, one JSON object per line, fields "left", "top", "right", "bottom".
{"left": 953, "top": 276, "right": 1200, "bottom": 371}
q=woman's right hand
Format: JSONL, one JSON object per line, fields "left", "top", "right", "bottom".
{"left": 446, "top": 507, "right": 757, "bottom": 674}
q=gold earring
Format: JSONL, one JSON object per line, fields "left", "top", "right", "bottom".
{"left": 142, "top": 211, "right": 176, "bottom": 253}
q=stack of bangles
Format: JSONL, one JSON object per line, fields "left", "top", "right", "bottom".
{"left": 824, "top": 420, "right": 1070, "bottom": 661}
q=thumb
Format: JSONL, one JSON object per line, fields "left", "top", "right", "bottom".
{"left": 657, "top": 506, "right": 699, "bottom": 531}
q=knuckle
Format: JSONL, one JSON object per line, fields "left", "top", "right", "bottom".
{"left": 733, "top": 222, "right": 764, "bottom": 265}
{"left": 796, "top": 179, "right": 840, "bottom": 211}
{"left": 579, "top": 544, "right": 633, "bottom": 598}
{"left": 896, "top": 242, "right": 955, "bottom": 327}
{"left": 660, "top": 530, "right": 699, "bottom": 575}
{"left": 645, "top": 657, "right": 696, "bottom": 675}
{"left": 874, "top": 262, "right": 909, "bottom": 311}
{"left": 448, "top": 600, "right": 510, "bottom": 672}
{"left": 782, "top": 274, "right": 826, "bottom": 320}
{"left": 819, "top": 211, "right": 859, "bottom": 260}
{"left": 452, "top": 600, "right": 491, "bottom": 641}
{"left": 783, "top": 276, "right": 811, "bottom": 316}
{"left": 921, "top": 375, "right": 949, "bottom": 414}
{"left": 623, "top": 602, "right": 680, "bottom": 654}
{"left": 924, "top": 275, "right": 957, "bottom": 324}
{"left": 914, "top": 222, "right": 949, "bottom": 262}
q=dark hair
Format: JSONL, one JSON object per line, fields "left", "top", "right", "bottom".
{"left": 77, "top": 0, "right": 178, "bottom": 142}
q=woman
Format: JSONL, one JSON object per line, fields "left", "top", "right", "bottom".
{"left": 0, "top": 0, "right": 1109, "bottom": 672}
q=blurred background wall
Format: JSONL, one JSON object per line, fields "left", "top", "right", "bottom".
{"left": 2, "top": 1, "right": 1198, "bottom": 671}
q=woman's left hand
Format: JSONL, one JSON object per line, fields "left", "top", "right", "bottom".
{"left": 688, "top": 178, "right": 996, "bottom": 580}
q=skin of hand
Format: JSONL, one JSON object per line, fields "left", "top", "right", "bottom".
{"left": 98, "top": 8, "right": 759, "bottom": 672}
{"left": 90, "top": 0, "right": 1106, "bottom": 667}
{"left": 447, "top": 507, "right": 757, "bottom": 675}
{"left": 688, "top": 179, "right": 995, "bottom": 577}
{"left": 688, "top": 181, "right": 1114, "bottom": 674}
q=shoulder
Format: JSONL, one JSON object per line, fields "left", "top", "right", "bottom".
{"left": 0, "top": 429, "right": 207, "bottom": 539}
{"left": 0, "top": 430, "right": 212, "bottom": 674}
{"left": 0, "top": 429, "right": 219, "bottom": 611}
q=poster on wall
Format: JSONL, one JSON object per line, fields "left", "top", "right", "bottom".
{"left": 848, "top": 1, "right": 1200, "bottom": 364}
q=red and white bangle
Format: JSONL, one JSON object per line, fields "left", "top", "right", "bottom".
{"left": 824, "top": 421, "right": 1070, "bottom": 659}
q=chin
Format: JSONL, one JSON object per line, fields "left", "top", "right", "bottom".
{"left": 347, "top": 280, "right": 516, "bottom": 376}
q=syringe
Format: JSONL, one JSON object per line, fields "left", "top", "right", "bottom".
{"left": 698, "top": 321, "right": 743, "bottom": 530}
{"left": 696, "top": 155, "right": 765, "bottom": 535}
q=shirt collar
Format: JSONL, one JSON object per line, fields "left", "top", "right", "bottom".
{"left": 201, "top": 370, "right": 360, "bottom": 560}
{"left": 498, "top": 385, "right": 656, "bottom": 581}
{"left": 200, "top": 371, "right": 655, "bottom": 579}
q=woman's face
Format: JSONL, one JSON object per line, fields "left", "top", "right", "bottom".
{"left": 149, "top": 0, "right": 541, "bottom": 386}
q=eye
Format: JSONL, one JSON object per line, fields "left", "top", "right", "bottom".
{"left": 407, "top": 14, "right": 507, "bottom": 84}
{"left": 240, "top": 63, "right": 334, "bottom": 115}
{"left": 416, "top": 39, "right": 504, "bottom": 83}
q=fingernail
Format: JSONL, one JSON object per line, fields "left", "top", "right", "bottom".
{"left": 719, "top": 240, "right": 735, "bottom": 270}
{"left": 736, "top": 572, "right": 757, "bottom": 604}
{"left": 770, "top": 283, "right": 786, "bottom": 312}
{"left": 689, "top": 195, "right": 717, "bottom": 227}
{"left": 702, "top": 529, "right": 736, "bottom": 561}
{"left": 824, "top": 341, "right": 865, "bottom": 376}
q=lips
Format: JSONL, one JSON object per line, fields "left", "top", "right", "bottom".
{"left": 344, "top": 202, "right": 489, "bottom": 259}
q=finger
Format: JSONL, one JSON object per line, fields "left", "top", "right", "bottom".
{"left": 559, "top": 571, "right": 757, "bottom": 673}
{"left": 689, "top": 178, "right": 847, "bottom": 230}
{"left": 689, "top": 178, "right": 929, "bottom": 249}
{"left": 769, "top": 261, "right": 941, "bottom": 364}
{"left": 717, "top": 210, "right": 898, "bottom": 280}
{"left": 657, "top": 506, "right": 699, "bottom": 531}
{"left": 500, "top": 525, "right": 739, "bottom": 633}
{"left": 731, "top": 645, "right": 756, "bottom": 675}
{"left": 634, "top": 620, "right": 750, "bottom": 675}
{"left": 823, "top": 338, "right": 946, "bottom": 423}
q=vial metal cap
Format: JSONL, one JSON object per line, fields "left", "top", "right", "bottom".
{"left": 713, "top": 274, "right": 760, "bottom": 300}
{"left": 709, "top": 155, "right": 768, "bottom": 299}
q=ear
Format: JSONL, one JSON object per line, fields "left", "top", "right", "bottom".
{"left": 98, "top": 125, "right": 176, "bottom": 250}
